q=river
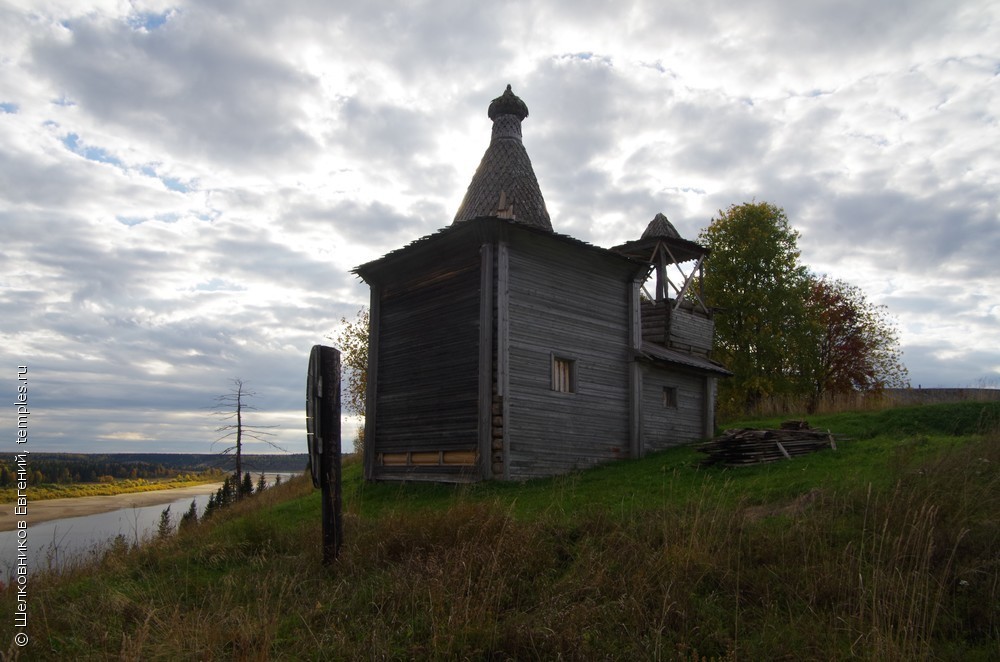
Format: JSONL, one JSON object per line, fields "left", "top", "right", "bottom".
{"left": 0, "top": 474, "right": 297, "bottom": 576}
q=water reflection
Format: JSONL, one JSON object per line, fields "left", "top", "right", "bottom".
{"left": 1, "top": 474, "right": 296, "bottom": 577}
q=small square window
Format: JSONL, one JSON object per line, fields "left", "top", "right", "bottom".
{"left": 552, "top": 356, "right": 576, "bottom": 393}
{"left": 663, "top": 386, "right": 678, "bottom": 408}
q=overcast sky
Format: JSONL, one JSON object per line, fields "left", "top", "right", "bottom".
{"left": 2, "top": 0, "right": 997, "bottom": 455}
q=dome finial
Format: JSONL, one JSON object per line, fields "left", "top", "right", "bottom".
{"left": 488, "top": 84, "right": 529, "bottom": 121}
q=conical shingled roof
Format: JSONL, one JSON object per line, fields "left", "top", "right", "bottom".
{"left": 453, "top": 85, "right": 552, "bottom": 232}
{"left": 641, "top": 212, "right": 681, "bottom": 240}
{"left": 612, "top": 212, "right": 708, "bottom": 264}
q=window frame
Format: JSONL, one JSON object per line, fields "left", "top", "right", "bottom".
{"left": 662, "top": 386, "right": 678, "bottom": 408}
{"left": 551, "top": 354, "right": 577, "bottom": 394}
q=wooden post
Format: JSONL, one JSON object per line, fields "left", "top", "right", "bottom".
{"left": 309, "top": 345, "right": 342, "bottom": 565}
{"left": 322, "top": 346, "right": 342, "bottom": 565}
{"left": 363, "top": 286, "right": 380, "bottom": 481}
{"left": 477, "top": 242, "right": 495, "bottom": 480}
{"left": 497, "top": 241, "right": 510, "bottom": 480}
{"left": 629, "top": 278, "right": 643, "bottom": 459}
{"left": 655, "top": 246, "right": 667, "bottom": 302}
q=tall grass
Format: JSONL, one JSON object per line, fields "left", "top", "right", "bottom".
{"left": 4, "top": 405, "right": 998, "bottom": 660}
{"left": 736, "top": 386, "right": 1000, "bottom": 421}
{"left": 844, "top": 437, "right": 998, "bottom": 659}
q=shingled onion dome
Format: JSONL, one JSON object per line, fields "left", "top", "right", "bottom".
{"left": 453, "top": 85, "right": 553, "bottom": 232}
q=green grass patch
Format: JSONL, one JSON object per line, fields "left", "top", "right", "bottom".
{"left": 5, "top": 402, "right": 998, "bottom": 660}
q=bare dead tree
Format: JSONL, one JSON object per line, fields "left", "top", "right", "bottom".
{"left": 212, "top": 378, "right": 281, "bottom": 498}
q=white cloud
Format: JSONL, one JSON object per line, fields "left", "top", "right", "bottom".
{"left": 1, "top": 0, "right": 998, "bottom": 453}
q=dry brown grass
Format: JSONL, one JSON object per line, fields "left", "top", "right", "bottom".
{"left": 4, "top": 409, "right": 998, "bottom": 660}
{"left": 741, "top": 387, "right": 1000, "bottom": 421}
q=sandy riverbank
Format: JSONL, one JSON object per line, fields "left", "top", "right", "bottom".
{"left": 0, "top": 483, "right": 224, "bottom": 532}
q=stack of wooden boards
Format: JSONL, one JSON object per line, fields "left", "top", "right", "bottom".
{"left": 698, "top": 420, "right": 838, "bottom": 466}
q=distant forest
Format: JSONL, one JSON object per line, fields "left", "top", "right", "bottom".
{"left": 0, "top": 453, "right": 308, "bottom": 487}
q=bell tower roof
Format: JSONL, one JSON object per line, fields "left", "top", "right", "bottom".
{"left": 641, "top": 212, "right": 682, "bottom": 240}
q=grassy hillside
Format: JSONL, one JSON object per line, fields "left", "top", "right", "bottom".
{"left": 5, "top": 402, "right": 998, "bottom": 660}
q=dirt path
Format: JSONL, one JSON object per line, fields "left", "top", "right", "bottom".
{"left": 0, "top": 483, "right": 223, "bottom": 532}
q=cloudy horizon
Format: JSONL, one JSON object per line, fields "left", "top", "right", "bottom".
{"left": 2, "top": 0, "right": 997, "bottom": 454}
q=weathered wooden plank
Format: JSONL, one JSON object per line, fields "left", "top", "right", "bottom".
{"left": 668, "top": 305, "right": 714, "bottom": 356}
{"left": 697, "top": 425, "right": 838, "bottom": 466}
{"left": 373, "top": 465, "right": 480, "bottom": 483}
{"left": 496, "top": 241, "right": 511, "bottom": 480}
{"left": 478, "top": 242, "right": 494, "bottom": 481}
{"left": 640, "top": 366, "right": 707, "bottom": 452}
{"left": 629, "top": 277, "right": 643, "bottom": 458}
{"left": 373, "top": 250, "right": 481, "bottom": 459}
{"left": 703, "top": 376, "right": 716, "bottom": 439}
{"left": 497, "top": 241, "right": 510, "bottom": 400}
{"left": 363, "top": 285, "right": 381, "bottom": 481}
{"left": 502, "top": 231, "right": 636, "bottom": 479}
{"left": 641, "top": 301, "right": 668, "bottom": 344}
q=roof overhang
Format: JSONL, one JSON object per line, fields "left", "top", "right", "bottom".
{"left": 354, "top": 216, "right": 648, "bottom": 285}
{"left": 636, "top": 341, "right": 732, "bottom": 376}
{"left": 612, "top": 235, "right": 708, "bottom": 265}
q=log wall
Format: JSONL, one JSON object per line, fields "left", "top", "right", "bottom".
{"left": 668, "top": 301, "right": 714, "bottom": 358}
{"left": 640, "top": 366, "right": 708, "bottom": 452}
{"left": 503, "top": 232, "right": 635, "bottom": 479}
{"left": 371, "top": 250, "right": 482, "bottom": 480}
